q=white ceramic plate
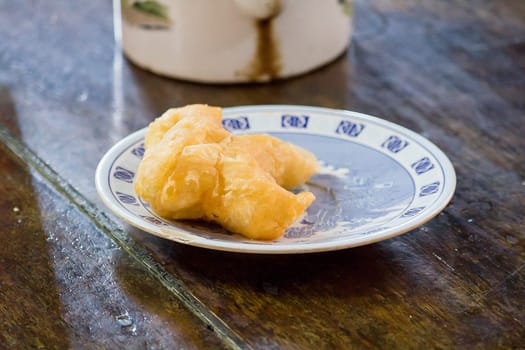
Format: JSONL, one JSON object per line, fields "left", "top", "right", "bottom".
{"left": 95, "top": 105, "right": 456, "bottom": 254}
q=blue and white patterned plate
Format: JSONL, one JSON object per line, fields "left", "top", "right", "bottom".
{"left": 95, "top": 105, "right": 456, "bottom": 254}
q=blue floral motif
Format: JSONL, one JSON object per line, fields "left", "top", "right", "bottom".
{"left": 131, "top": 143, "right": 145, "bottom": 158}
{"left": 402, "top": 207, "right": 425, "bottom": 217}
{"left": 382, "top": 135, "right": 409, "bottom": 153}
{"left": 419, "top": 181, "right": 440, "bottom": 197}
{"left": 222, "top": 117, "right": 250, "bottom": 131}
{"left": 411, "top": 157, "right": 435, "bottom": 175}
{"left": 113, "top": 166, "right": 135, "bottom": 183}
{"left": 140, "top": 215, "right": 165, "bottom": 226}
{"left": 335, "top": 120, "right": 365, "bottom": 137}
{"left": 281, "top": 114, "right": 309, "bottom": 128}
{"left": 116, "top": 191, "right": 139, "bottom": 206}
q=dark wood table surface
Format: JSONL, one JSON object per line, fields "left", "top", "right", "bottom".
{"left": 1, "top": 0, "right": 524, "bottom": 348}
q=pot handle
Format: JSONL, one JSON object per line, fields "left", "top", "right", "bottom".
{"left": 232, "top": 0, "right": 281, "bottom": 19}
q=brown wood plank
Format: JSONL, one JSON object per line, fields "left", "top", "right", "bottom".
{"left": 0, "top": 0, "right": 523, "bottom": 348}
{"left": 0, "top": 143, "right": 226, "bottom": 349}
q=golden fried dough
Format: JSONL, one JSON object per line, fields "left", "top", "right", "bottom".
{"left": 206, "top": 140, "right": 315, "bottom": 240}
{"left": 225, "top": 134, "right": 319, "bottom": 190}
{"left": 134, "top": 104, "right": 228, "bottom": 208}
{"left": 144, "top": 105, "right": 225, "bottom": 149}
{"left": 134, "top": 104, "right": 319, "bottom": 240}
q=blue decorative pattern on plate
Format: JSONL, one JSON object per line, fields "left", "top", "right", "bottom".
{"left": 95, "top": 105, "right": 456, "bottom": 254}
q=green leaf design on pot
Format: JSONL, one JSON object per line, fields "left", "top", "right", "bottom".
{"left": 121, "top": 0, "right": 172, "bottom": 29}
{"left": 132, "top": 0, "right": 169, "bottom": 20}
{"left": 338, "top": 0, "right": 353, "bottom": 17}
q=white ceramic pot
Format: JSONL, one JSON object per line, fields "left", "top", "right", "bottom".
{"left": 119, "top": 0, "right": 352, "bottom": 83}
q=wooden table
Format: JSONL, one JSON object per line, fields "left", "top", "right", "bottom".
{"left": 1, "top": 0, "right": 524, "bottom": 348}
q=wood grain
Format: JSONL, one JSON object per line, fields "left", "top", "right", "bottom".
{"left": 0, "top": 0, "right": 523, "bottom": 348}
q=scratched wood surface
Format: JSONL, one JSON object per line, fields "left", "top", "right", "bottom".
{"left": 0, "top": 141, "right": 226, "bottom": 349}
{"left": 0, "top": 0, "right": 524, "bottom": 348}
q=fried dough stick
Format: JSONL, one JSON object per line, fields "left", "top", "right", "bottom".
{"left": 134, "top": 105, "right": 318, "bottom": 240}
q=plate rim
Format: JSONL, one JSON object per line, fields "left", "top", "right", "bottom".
{"left": 95, "top": 105, "right": 456, "bottom": 254}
